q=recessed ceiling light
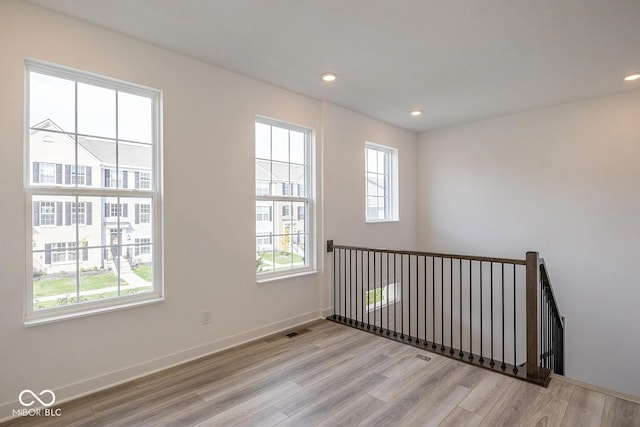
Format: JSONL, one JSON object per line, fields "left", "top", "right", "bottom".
{"left": 624, "top": 73, "right": 640, "bottom": 81}
{"left": 410, "top": 110, "right": 422, "bottom": 117}
{"left": 321, "top": 72, "right": 337, "bottom": 82}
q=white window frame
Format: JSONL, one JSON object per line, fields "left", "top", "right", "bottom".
{"left": 39, "top": 201, "right": 56, "bottom": 226}
{"left": 255, "top": 116, "right": 314, "bottom": 281}
{"left": 24, "top": 59, "right": 164, "bottom": 325}
{"left": 140, "top": 204, "right": 151, "bottom": 224}
{"left": 71, "top": 202, "right": 86, "bottom": 225}
{"left": 39, "top": 162, "right": 56, "bottom": 184}
{"left": 139, "top": 171, "right": 151, "bottom": 189}
{"left": 135, "top": 237, "right": 151, "bottom": 256}
{"left": 110, "top": 203, "right": 124, "bottom": 217}
{"left": 71, "top": 165, "right": 86, "bottom": 185}
{"left": 365, "top": 142, "right": 399, "bottom": 222}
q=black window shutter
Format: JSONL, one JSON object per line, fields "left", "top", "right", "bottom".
{"left": 86, "top": 202, "right": 92, "bottom": 225}
{"left": 82, "top": 242, "right": 88, "bottom": 261}
{"left": 86, "top": 166, "right": 92, "bottom": 186}
{"left": 105, "top": 203, "right": 110, "bottom": 217}
{"left": 56, "top": 202, "right": 62, "bottom": 226}
{"left": 45, "top": 243, "right": 52, "bottom": 264}
{"left": 56, "top": 164, "right": 63, "bottom": 184}
{"left": 33, "top": 201, "right": 40, "bottom": 226}
{"left": 33, "top": 162, "right": 40, "bottom": 183}
{"left": 135, "top": 204, "right": 140, "bottom": 224}
{"left": 104, "top": 169, "right": 110, "bottom": 187}
{"left": 65, "top": 165, "right": 71, "bottom": 185}
{"left": 123, "top": 204, "right": 128, "bottom": 217}
{"left": 123, "top": 171, "right": 128, "bottom": 189}
{"left": 65, "top": 202, "right": 71, "bottom": 225}
{"left": 135, "top": 172, "right": 140, "bottom": 189}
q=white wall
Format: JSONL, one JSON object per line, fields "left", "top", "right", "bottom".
{"left": 321, "top": 102, "right": 418, "bottom": 310}
{"left": 417, "top": 90, "right": 640, "bottom": 396}
{"left": 0, "top": 0, "right": 418, "bottom": 416}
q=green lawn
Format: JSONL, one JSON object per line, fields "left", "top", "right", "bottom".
{"left": 33, "top": 272, "right": 127, "bottom": 298}
{"left": 366, "top": 288, "right": 384, "bottom": 305}
{"left": 34, "top": 287, "right": 147, "bottom": 309}
{"left": 261, "top": 252, "right": 304, "bottom": 265}
{"left": 133, "top": 265, "right": 152, "bottom": 281}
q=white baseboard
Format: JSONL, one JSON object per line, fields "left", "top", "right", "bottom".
{"left": 0, "top": 309, "right": 324, "bottom": 423}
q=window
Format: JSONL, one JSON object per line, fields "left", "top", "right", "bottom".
{"left": 135, "top": 238, "right": 151, "bottom": 256}
{"left": 297, "top": 206, "right": 305, "bottom": 221}
{"left": 138, "top": 171, "right": 151, "bottom": 189}
{"left": 365, "top": 142, "right": 398, "bottom": 222}
{"left": 26, "top": 59, "right": 162, "bottom": 324}
{"left": 256, "top": 205, "right": 272, "bottom": 222}
{"left": 71, "top": 202, "right": 86, "bottom": 225}
{"left": 139, "top": 204, "right": 151, "bottom": 223}
{"left": 255, "top": 117, "right": 313, "bottom": 277}
{"left": 366, "top": 282, "right": 400, "bottom": 312}
{"left": 39, "top": 201, "right": 56, "bottom": 226}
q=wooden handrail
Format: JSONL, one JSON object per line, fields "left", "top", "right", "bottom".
{"left": 526, "top": 251, "right": 540, "bottom": 379}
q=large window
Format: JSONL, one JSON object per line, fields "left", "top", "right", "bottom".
{"left": 255, "top": 117, "right": 313, "bottom": 277}
{"left": 365, "top": 142, "right": 399, "bottom": 222}
{"left": 26, "top": 60, "right": 162, "bottom": 324}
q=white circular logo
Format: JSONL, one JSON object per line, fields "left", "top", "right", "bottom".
{"left": 18, "top": 390, "right": 56, "bottom": 407}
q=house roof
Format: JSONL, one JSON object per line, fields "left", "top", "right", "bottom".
{"left": 77, "top": 137, "right": 151, "bottom": 170}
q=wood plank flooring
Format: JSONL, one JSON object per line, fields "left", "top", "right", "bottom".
{"left": 2, "top": 320, "right": 639, "bottom": 426}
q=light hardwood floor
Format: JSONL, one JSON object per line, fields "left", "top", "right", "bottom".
{"left": 3, "top": 320, "right": 639, "bottom": 426}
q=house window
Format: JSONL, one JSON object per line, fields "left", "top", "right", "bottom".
{"left": 139, "top": 171, "right": 151, "bottom": 189}
{"left": 39, "top": 201, "right": 56, "bottom": 226}
{"left": 297, "top": 206, "right": 305, "bottom": 221}
{"left": 256, "top": 205, "right": 272, "bottom": 222}
{"left": 26, "top": 59, "right": 163, "bottom": 323}
{"left": 256, "top": 180, "right": 270, "bottom": 196}
{"left": 39, "top": 163, "right": 56, "bottom": 184}
{"left": 365, "top": 142, "right": 399, "bottom": 222}
{"left": 135, "top": 238, "right": 151, "bottom": 256}
{"left": 139, "top": 204, "right": 151, "bottom": 223}
{"left": 366, "top": 282, "right": 400, "bottom": 312}
{"left": 71, "top": 202, "right": 85, "bottom": 225}
{"left": 255, "top": 117, "right": 313, "bottom": 277}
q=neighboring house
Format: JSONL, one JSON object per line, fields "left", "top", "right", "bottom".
{"left": 31, "top": 120, "right": 153, "bottom": 274}
{"left": 255, "top": 160, "right": 305, "bottom": 256}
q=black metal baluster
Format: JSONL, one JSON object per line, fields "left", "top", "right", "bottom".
{"left": 540, "top": 275, "right": 543, "bottom": 369}
{"left": 400, "top": 255, "right": 404, "bottom": 339}
{"left": 373, "top": 250, "right": 377, "bottom": 332}
{"left": 459, "top": 259, "right": 463, "bottom": 358}
{"left": 355, "top": 250, "right": 359, "bottom": 326}
{"left": 479, "top": 262, "right": 484, "bottom": 364}
{"left": 501, "top": 263, "right": 506, "bottom": 370}
{"left": 450, "top": 258, "right": 454, "bottom": 355}
{"left": 414, "top": 255, "right": 419, "bottom": 344}
{"left": 441, "top": 257, "right": 445, "bottom": 351}
{"left": 424, "top": 255, "right": 428, "bottom": 347}
{"left": 366, "top": 250, "right": 370, "bottom": 329}
{"left": 387, "top": 252, "right": 390, "bottom": 336}
{"left": 338, "top": 249, "right": 342, "bottom": 321}
{"left": 348, "top": 249, "right": 352, "bottom": 324}
{"left": 432, "top": 257, "right": 436, "bottom": 350}
{"left": 360, "top": 250, "right": 364, "bottom": 327}
{"left": 378, "top": 252, "right": 384, "bottom": 333}
{"left": 469, "top": 259, "right": 473, "bottom": 361}
{"left": 408, "top": 254, "right": 411, "bottom": 341}
{"left": 333, "top": 250, "right": 338, "bottom": 320}
{"left": 513, "top": 264, "right": 518, "bottom": 373}
{"left": 490, "top": 262, "right": 495, "bottom": 367}
{"left": 393, "top": 253, "right": 398, "bottom": 337}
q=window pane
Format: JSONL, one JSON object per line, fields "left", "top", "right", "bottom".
{"left": 256, "top": 235, "right": 274, "bottom": 273}
{"left": 255, "top": 122, "right": 271, "bottom": 159}
{"left": 118, "top": 92, "right": 152, "bottom": 143}
{"left": 80, "top": 247, "right": 120, "bottom": 301}
{"left": 78, "top": 83, "right": 116, "bottom": 138}
{"left": 290, "top": 164, "right": 305, "bottom": 197}
{"left": 271, "top": 162, "right": 289, "bottom": 196}
{"left": 29, "top": 72, "right": 75, "bottom": 132}
{"left": 378, "top": 151, "right": 386, "bottom": 173}
{"left": 272, "top": 126, "right": 289, "bottom": 163}
{"left": 30, "top": 131, "right": 76, "bottom": 186}
{"left": 120, "top": 141, "right": 152, "bottom": 186}
{"left": 290, "top": 130, "right": 305, "bottom": 164}
{"left": 256, "top": 160, "right": 271, "bottom": 194}
{"left": 32, "top": 260, "right": 79, "bottom": 311}
{"left": 367, "top": 148, "right": 378, "bottom": 174}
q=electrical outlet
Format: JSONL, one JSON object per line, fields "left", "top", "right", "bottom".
{"left": 202, "top": 310, "right": 211, "bottom": 325}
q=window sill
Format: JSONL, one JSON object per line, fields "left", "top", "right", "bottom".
{"left": 257, "top": 269, "right": 317, "bottom": 284}
{"left": 24, "top": 294, "right": 164, "bottom": 327}
{"left": 365, "top": 219, "right": 400, "bottom": 224}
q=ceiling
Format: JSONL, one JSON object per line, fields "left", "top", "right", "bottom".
{"left": 25, "top": 0, "right": 640, "bottom": 133}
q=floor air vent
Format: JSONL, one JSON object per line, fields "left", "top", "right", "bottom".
{"left": 286, "top": 332, "right": 299, "bottom": 338}
{"left": 416, "top": 354, "right": 432, "bottom": 361}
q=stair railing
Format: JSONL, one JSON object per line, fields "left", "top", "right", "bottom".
{"left": 327, "top": 241, "right": 564, "bottom": 386}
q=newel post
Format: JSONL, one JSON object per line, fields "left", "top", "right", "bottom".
{"left": 526, "top": 251, "right": 540, "bottom": 379}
